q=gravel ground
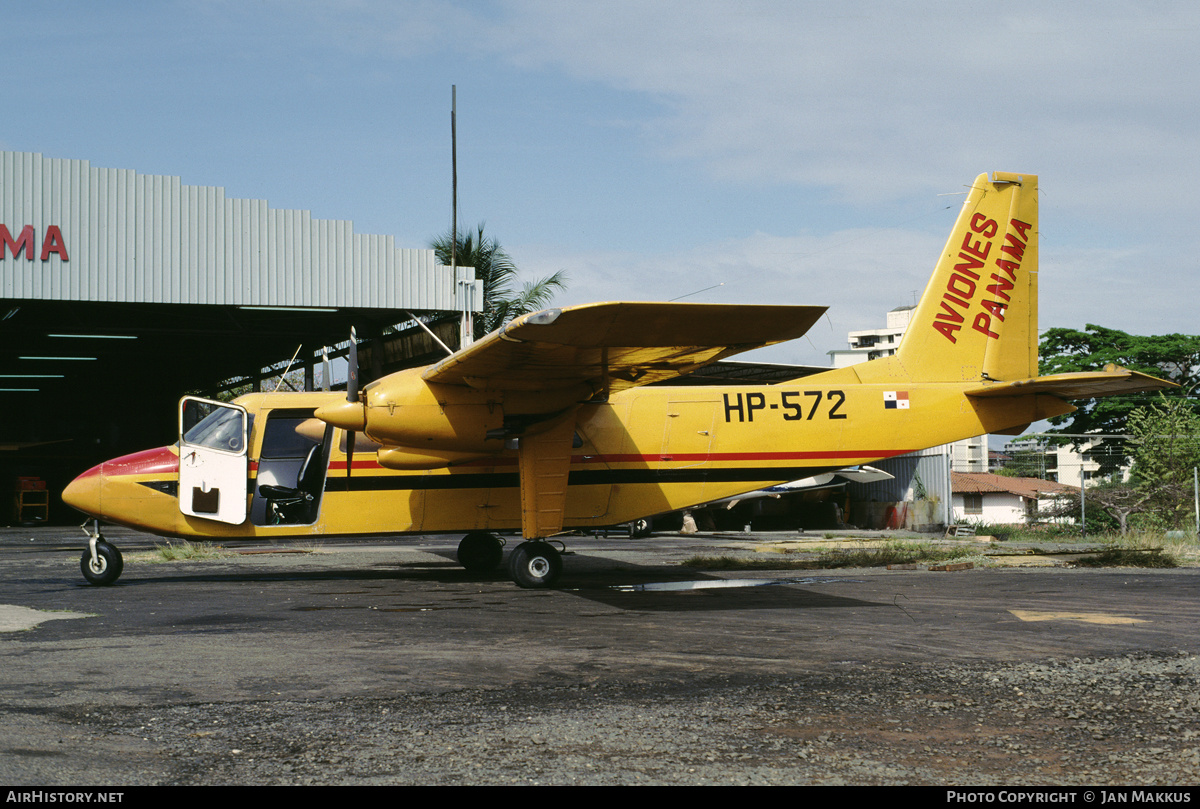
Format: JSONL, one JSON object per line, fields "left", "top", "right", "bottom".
{"left": 64, "top": 651, "right": 1200, "bottom": 786}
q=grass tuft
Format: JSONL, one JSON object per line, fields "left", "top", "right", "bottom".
{"left": 153, "top": 540, "right": 230, "bottom": 562}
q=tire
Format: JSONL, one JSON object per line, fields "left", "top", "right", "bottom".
{"left": 507, "top": 541, "right": 562, "bottom": 589}
{"left": 457, "top": 531, "right": 504, "bottom": 572}
{"left": 629, "top": 517, "right": 653, "bottom": 539}
{"left": 80, "top": 540, "right": 123, "bottom": 586}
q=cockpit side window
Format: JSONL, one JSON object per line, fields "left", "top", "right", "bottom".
{"left": 181, "top": 400, "right": 250, "bottom": 454}
{"left": 177, "top": 396, "right": 250, "bottom": 525}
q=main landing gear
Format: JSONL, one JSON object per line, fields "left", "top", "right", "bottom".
{"left": 507, "top": 540, "right": 563, "bottom": 589}
{"left": 456, "top": 531, "right": 505, "bottom": 572}
{"left": 455, "top": 532, "right": 565, "bottom": 589}
{"left": 80, "top": 521, "right": 123, "bottom": 586}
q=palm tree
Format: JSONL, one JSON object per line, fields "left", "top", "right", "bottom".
{"left": 431, "top": 223, "right": 567, "bottom": 340}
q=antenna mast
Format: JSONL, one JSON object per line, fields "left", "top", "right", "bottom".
{"left": 451, "top": 86, "right": 473, "bottom": 348}
{"left": 452, "top": 84, "right": 457, "bottom": 272}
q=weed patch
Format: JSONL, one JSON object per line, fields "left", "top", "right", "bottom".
{"left": 152, "top": 540, "right": 230, "bottom": 562}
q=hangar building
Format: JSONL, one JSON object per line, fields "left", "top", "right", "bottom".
{"left": 1, "top": 151, "right": 481, "bottom": 523}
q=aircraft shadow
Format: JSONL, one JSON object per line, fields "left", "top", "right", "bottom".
{"left": 561, "top": 572, "right": 881, "bottom": 612}
{"left": 94, "top": 551, "right": 884, "bottom": 612}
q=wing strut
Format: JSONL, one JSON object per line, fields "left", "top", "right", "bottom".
{"left": 516, "top": 415, "right": 578, "bottom": 539}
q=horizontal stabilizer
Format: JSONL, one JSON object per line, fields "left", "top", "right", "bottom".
{"left": 964, "top": 365, "right": 1177, "bottom": 400}
{"left": 424, "top": 301, "right": 826, "bottom": 394}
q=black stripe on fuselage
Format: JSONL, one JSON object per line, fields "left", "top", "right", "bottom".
{"left": 134, "top": 466, "right": 839, "bottom": 497}
{"left": 322, "top": 465, "right": 836, "bottom": 493}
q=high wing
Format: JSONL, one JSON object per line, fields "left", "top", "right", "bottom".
{"left": 316, "top": 301, "right": 827, "bottom": 544}
{"left": 422, "top": 301, "right": 827, "bottom": 395}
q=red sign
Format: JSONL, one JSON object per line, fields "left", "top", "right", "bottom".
{"left": 0, "top": 225, "right": 69, "bottom": 261}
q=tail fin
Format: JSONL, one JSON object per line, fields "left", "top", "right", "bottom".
{"left": 875, "top": 172, "right": 1038, "bottom": 383}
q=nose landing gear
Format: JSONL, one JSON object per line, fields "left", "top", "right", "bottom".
{"left": 80, "top": 521, "right": 123, "bottom": 586}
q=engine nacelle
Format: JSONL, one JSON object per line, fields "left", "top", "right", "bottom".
{"left": 361, "top": 368, "right": 503, "bottom": 452}
{"left": 375, "top": 447, "right": 499, "bottom": 470}
{"left": 315, "top": 367, "right": 595, "bottom": 456}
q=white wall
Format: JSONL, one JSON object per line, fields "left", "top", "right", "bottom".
{"left": 952, "top": 492, "right": 1028, "bottom": 524}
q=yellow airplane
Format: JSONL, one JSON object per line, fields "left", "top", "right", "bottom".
{"left": 62, "top": 172, "right": 1173, "bottom": 588}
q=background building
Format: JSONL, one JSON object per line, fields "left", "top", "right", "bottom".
{"left": 828, "top": 305, "right": 913, "bottom": 367}
{"left": 951, "top": 472, "right": 1078, "bottom": 524}
{"left": 1, "top": 151, "right": 481, "bottom": 523}
{"left": 997, "top": 437, "right": 1130, "bottom": 488}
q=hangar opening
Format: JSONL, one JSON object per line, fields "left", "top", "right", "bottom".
{"left": 0, "top": 152, "right": 481, "bottom": 524}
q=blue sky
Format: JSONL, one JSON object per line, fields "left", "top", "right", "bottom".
{"left": 5, "top": 0, "right": 1198, "bottom": 366}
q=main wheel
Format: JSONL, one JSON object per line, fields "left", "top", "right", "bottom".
{"left": 507, "top": 541, "right": 562, "bottom": 589}
{"left": 80, "top": 539, "right": 123, "bottom": 586}
{"left": 629, "top": 517, "right": 653, "bottom": 538}
{"left": 457, "top": 531, "right": 504, "bottom": 572}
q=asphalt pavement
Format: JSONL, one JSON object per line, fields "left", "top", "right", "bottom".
{"left": 3, "top": 525, "right": 1198, "bottom": 786}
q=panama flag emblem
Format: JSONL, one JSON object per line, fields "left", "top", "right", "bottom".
{"left": 883, "top": 391, "right": 910, "bottom": 409}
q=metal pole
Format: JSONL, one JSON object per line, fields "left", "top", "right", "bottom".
{"left": 943, "top": 445, "right": 952, "bottom": 527}
{"left": 451, "top": 85, "right": 457, "bottom": 263}
{"left": 451, "top": 85, "right": 472, "bottom": 349}
{"left": 1080, "top": 473, "right": 1086, "bottom": 539}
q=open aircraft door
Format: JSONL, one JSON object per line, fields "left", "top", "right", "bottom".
{"left": 178, "top": 396, "right": 249, "bottom": 525}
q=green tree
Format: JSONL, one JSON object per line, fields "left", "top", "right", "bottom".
{"left": 432, "top": 223, "right": 567, "bottom": 340}
{"left": 1038, "top": 325, "right": 1200, "bottom": 475}
{"left": 1062, "top": 479, "right": 1150, "bottom": 536}
{"left": 1042, "top": 484, "right": 1124, "bottom": 534}
{"left": 1126, "top": 395, "right": 1200, "bottom": 530}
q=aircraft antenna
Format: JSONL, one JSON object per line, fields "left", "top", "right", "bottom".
{"left": 273, "top": 344, "right": 303, "bottom": 392}
{"left": 669, "top": 282, "right": 724, "bottom": 302}
{"left": 406, "top": 311, "right": 454, "bottom": 357}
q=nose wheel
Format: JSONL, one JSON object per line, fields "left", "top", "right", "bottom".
{"left": 80, "top": 526, "right": 123, "bottom": 586}
{"left": 507, "top": 540, "right": 563, "bottom": 589}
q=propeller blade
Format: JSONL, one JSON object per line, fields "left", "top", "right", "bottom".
{"left": 321, "top": 347, "right": 331, "bottom": 392}
{"left": 347, "top": 327, "right": 359, "bottom": 403}
{"left": 346, "top": 328, "right": 359, "bottom": 479}
{"left": 313, "top": 329, "right": 366, "bottom": 481}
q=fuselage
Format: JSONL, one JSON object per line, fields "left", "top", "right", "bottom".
{"left": 61, "top": 375, "right": 1073, "bottom": 540}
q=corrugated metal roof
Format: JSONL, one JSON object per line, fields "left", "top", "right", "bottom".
{"left": 0, "top": 151, "right": 481, "bottom": 311}
{"left": 951, "top": 472, "right": 1078, "bottom": 498}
